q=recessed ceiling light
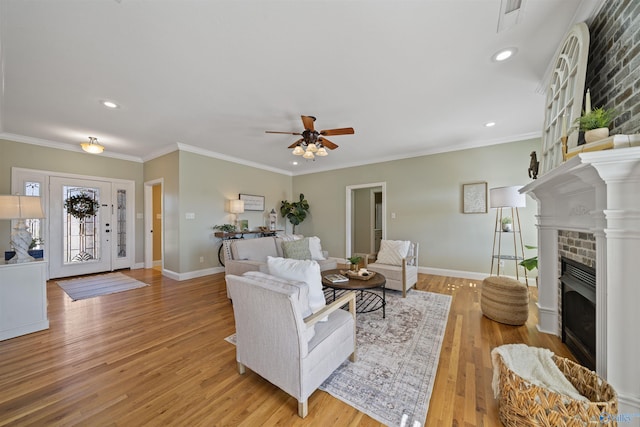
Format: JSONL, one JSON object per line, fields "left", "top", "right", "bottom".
{"left": 292, "top": 161, "right": 298, "bottom": 166}
{"left": 101, "top": 100, "right": 119, "bottom": 109}
{"left": 485, "top": 122, "right": 496, "bottom": 127}
{"left": 492, "top": 48, "right": 518, "bottom": 62}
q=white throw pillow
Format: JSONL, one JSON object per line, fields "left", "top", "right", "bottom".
{"left": 267, "top": 256, "right": 327, "bottom": 320}
{"left": 308, "top": 236, "right": 326, "bottom": 260}
{"left": 376, "top": 240, "right": 411, "bottom": 266}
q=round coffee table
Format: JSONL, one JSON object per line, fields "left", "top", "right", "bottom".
{"left": 321, "top": 269, "right": 386, "bottom": 318}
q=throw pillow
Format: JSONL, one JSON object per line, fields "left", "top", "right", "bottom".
{"left": 376, "top": 240, "right": 411, "bottom": 266}
{"left": 308, "top": 236, "right": 326, "bottom": 260}
{"left": 282, "top": 238, "right": 312, "bottom": 260}
{"left": 243, "top": 271, "right": 315, "bottom": 341}
{"left": 267, "top": 256, "right": 327, "bottom": 320}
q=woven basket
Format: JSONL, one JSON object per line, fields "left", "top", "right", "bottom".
{"left": 495, "top": 353, "right": 618, "bottom": 426}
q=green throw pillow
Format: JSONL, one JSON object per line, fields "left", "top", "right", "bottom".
{"left": 282, "top": 238, "right": 311, "bottom": 260}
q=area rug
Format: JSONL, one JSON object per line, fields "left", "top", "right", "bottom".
{"left": 225, "top": 289, "right": 451, "bottom": 426}
{"left": 55, "top": 272, "right": 149, "bottom": 301}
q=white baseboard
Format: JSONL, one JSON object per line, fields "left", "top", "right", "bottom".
{"left": 162, "top": 266, "right": 225, "bottom": 281}
{"left": 419, "top": 266, "right": 488, "bottom": 281}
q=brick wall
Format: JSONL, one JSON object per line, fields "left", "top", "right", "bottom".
{"left": 585, "top": 0, "right": 640, "bottom": 135}
{"left": 557, "top": 230, "right": 597, "bottom": 269}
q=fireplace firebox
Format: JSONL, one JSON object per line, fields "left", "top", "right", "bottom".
{"left": 560, "top": 257, "right": 596, "bottom": 371}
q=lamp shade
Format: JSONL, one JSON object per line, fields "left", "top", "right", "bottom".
{"left": 229, "top": 199, "right": 245, "bottom": 214}
{"left": 0, "top": 195, "right": 45, "bottom": 219}
{"left": 489, "top": 186, "right": 526, "bottom": 208}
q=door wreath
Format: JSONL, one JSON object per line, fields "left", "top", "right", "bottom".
{"left": 64, "top": 194, "right": 100, "bottom": 219}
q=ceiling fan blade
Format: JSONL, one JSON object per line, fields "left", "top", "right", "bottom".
{"left": 319, "top": 137, "right": 338, "bottom": 150}
{"left": 288, "top": 138, "right": 304, "bottom": 149}
{"left": 265, "top": 131, "right": 302, "bottom": 135}
{"left": 301, "top": 115, "right": 316, "bottom": 131}
{"left": 320, "top": 127, "right": 355, "bottom": 136}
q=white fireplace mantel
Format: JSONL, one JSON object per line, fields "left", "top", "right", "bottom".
{"left": 522, "top": 144, "right": 640, "bottom": 421}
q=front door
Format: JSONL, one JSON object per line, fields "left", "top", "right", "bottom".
{"left": 49, "top": 177, "right": 113, "bottom": 279}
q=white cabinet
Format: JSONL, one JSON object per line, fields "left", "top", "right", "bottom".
{"left": 0, "top": 260, "right": 49, "bottom": 341}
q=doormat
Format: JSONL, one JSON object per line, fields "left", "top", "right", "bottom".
{"left": 56, "top": 272, "right": 149, "bottom": 301}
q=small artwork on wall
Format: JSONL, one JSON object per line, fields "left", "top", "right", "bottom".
{"left": 462, "top": 182, "right": 487, "bottom": 214}
{"left": 239, "top": 193, "right": 265, "bottom": 211}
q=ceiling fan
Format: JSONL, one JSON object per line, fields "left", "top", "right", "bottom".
{"left": 266, "top": 115, "right": 355, "bottom": 160}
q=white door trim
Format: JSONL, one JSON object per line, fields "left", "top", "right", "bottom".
{"left": 144, "top": 179, "right": 163, "bottom": 270}
{"left": 345, "top": 182, "right": 386, "bottom": 258}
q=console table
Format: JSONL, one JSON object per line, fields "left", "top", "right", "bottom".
{"left": 0, "top": 260, "right": 49, "bottom": 341}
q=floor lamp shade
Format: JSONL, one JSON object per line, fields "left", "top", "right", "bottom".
{"left": 489, "top": 186, "right": 526, "bottom": 208}
{"left": 0, "top": 195, "right": 45, "bottom": 263}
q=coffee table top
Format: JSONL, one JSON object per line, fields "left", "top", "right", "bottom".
{"left": 322, "top": 268, "right": 386, "bottom": 291}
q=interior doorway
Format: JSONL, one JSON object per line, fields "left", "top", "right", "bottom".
{"left": 144, "top": 179, "right": 163, "bottom": 271}
{"left": 345, "top": 182, "right": 386, "bottom": 258}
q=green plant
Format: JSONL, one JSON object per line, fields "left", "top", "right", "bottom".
{"left": 347, "top": 255, "right": 362, "bottom": 265}
{"left": 280, "top": 193, "right": 310, "bottom": 234}
{"left": 519, "top": 245, "right": 538, "bottom": 271}
{"left": 29, "top": 237, "right": 44, "bottom": 250}
{"left": 574, "top": 107, "right": 616, "bottom": 131}
{"left": 501, "top": 217, "right": 512, "bottom": 225}
{"left": 213, "top": 224, "right": 236, "bottom": 232}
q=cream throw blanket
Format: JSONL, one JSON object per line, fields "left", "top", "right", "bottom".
{"left": 491, "top": 344, "right": 588, "bottom": 401}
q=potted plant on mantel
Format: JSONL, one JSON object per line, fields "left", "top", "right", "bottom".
{"left": 574, "top": 106, "right": 616, "bottom": 144}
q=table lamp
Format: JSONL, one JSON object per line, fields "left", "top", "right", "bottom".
{"left": 229, "top": 199, "right": 245, "bottom": 230}
{"left": 0, "top": 195, "right": 45, "bottom": 263}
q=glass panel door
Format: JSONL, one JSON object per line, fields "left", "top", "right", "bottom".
{"left": 49, "top": 177, "right": 112, "bottom": 279}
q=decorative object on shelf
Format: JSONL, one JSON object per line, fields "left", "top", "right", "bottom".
{"left": 489, "top": 186, "right": 528, "bottom": 284}
{"left": 269, "top": 208, "right": 277, "bottom": 231}
{"left": 228, "top": 198, "right": 244, "bottom": 229}
{"left": 266, "top": 115, "right": 355, "bottom": 160}
{"left": 462, "top": 182, "right": 488, "bottom": 214}
{"left": 80, "top": 136, "right": 104, "bottom": 154}
{"left": 213, "top": 224, "right": 237, "bottom": 233}
{"left": 64, "top": 193, "right": 100, "bottom": 219}
{"left": 0, "top": 195, "right": 46, "bottom": 263}
{"left": 238, "top": 219, "right": 249, "bottom": 231}
{"left": 572, "top": 105, "right": 616, "bottom": 144}
{"left": 347, "top": 255, "right": 362, "bottom": 272}
{"left": 501, "top": 217, "right": 513, "bottom": 232}
{"left": 280, "top": 193, "right": 309, "bottom": 234}
{"left": 528, "top": 151, "right": 539, "bottom": 179}
{"left": 239, "top": 193, "right": 265, "bottom": 211}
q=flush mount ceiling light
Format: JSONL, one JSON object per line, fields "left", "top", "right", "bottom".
{"left": 492, "top": 48, "right": 518, "bottom": 62}
{"left": 81, "top": 136, "right": 104, "bottom": 154}
{"left": 101, "top": 100, "right": 119, "bottom": 109}
{"left": 485, "top": 122, "right": 497, "bottom": 127}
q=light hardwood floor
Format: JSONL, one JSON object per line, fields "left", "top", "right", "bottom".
{"left": 0, "top": 270, "right": 574, "bottom": 426}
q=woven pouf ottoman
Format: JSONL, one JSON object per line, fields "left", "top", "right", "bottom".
{"left": 481, "top": 276, "right": 529, "bottom": 325}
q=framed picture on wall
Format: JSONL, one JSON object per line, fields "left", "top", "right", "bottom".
{"left": 463, "top": 182, "right": 487, "bottom": 214}
{"left": 239, "top": 194, "right": 265, "bottom": 211}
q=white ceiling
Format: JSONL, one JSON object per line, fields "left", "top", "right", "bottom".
{"left": 0, "top": 0, "right": 601, "bottom": 175}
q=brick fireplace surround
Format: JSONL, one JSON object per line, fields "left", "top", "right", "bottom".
{"left": 523, "top": 147, "right": 640, "bottom": 422}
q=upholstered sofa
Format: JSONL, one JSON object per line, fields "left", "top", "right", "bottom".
{"left": 222, "top": 235, "right": 338, "bottom": 296}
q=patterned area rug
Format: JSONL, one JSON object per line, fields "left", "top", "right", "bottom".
{"left": 55, "top": 272, "right": 149, "bottom": 301}
{"left": 226, "top": 289, "right": 451, "bottom": 426}
{"left": 320, "top": 290, "right": 451, "bottom": 426}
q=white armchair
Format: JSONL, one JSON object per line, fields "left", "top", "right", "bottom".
{"left": 364, "top": 240, "right": 419, "bottom": 297}
{"left": 226, "top": 273, "right": 356, "bottom": 418}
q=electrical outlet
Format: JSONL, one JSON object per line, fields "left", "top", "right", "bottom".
{"left": 199, "top": 256, "right": 204, "bottom": 263}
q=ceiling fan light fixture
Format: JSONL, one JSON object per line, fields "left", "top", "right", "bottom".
{"left": 307, "top": 143, "right": 318, "bottom": 153}
{"left": 81, "top": 136, "right": 104, "bottom": 154}
{"left": 316, "top": 147, "right": 328, "bottom": 156}
{"left": 292, "top": 146, "right": 305, "bottom": 155}
{"left": 302, "top": 151, "right": 314, "bottom": 160}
